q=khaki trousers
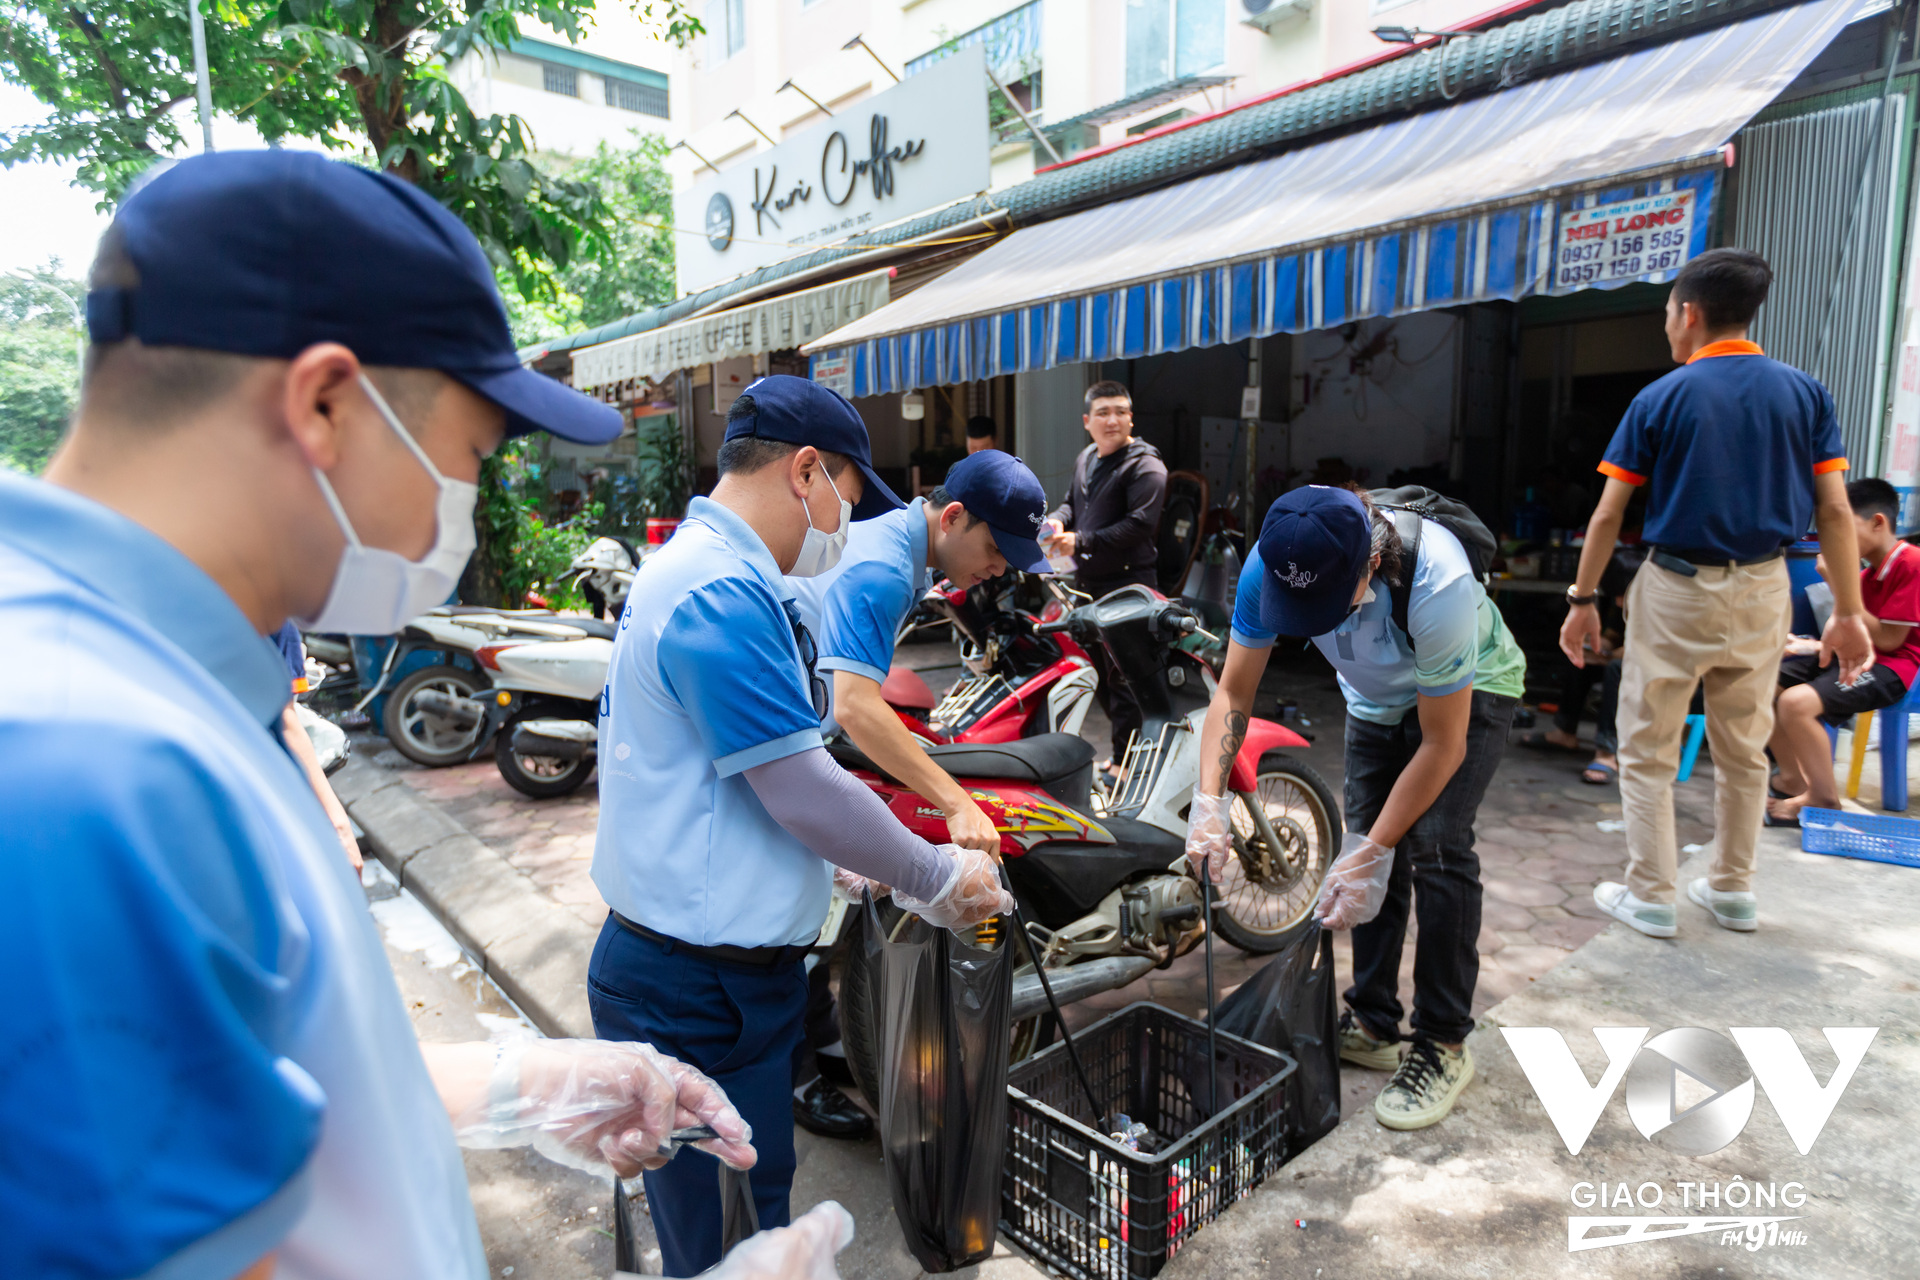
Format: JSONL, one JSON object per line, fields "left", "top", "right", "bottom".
{"left": 1616, "top": 557, "right": 1791, "bottom": 902}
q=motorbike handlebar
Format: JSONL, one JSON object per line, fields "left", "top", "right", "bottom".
{"left": 1034, "top": 617, "right": 1074, "bottom": 635}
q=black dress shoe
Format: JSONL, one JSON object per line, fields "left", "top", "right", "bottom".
{"left": 793, "top": 1076, "right": 872, "bottom": 1139}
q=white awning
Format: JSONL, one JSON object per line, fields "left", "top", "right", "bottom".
{"left": 572, "top": 267, "right": 892, "bottom": 391}
{"left": 803, "top": 0, "right": 1858, "bottom": 396}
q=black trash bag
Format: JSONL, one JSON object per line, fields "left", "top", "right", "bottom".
{"left": 1211, "top": 917, "right": 1340, "bottom": 1155}
{"left": 610, "top": 1166, "right": 758, "bottom": 1271}
{"left": 863, "top": 891, "right": 1013, "bottom": 1272}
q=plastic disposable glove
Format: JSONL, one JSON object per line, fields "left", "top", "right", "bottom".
{"left": 1185, "top": 791, "right": 1234, "bottom": 885}
{"left": 833, "top": 865, "right": 888, "bottom": 900}
{"left": 1313, "top": 833, "right": 1395, "bottom": 931}
{"left": 703, "top": 1202, "right": 856, "bottom": 1280}
{"left": 452, "top": 1037, "right": 756, "bottom": 1178}
{"left": 894, "top": 843, "right": 1014, "bottom": 930}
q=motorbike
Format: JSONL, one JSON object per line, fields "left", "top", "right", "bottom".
{"left": 347, "top": 538, "right": 639, "bottom": 773}
{"left": 882, "top": 574, "right": 1100, "bottom": 745}
{"left": 836, "top": 584, "right": 1342, "bottom": 1091}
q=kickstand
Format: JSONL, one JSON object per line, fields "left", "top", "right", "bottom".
{"left": 1202, "top": 876, "right": 1220, "bottom": 1117}
{"left": 1008, "top": 898, "right": 1108, "bottom": 1132}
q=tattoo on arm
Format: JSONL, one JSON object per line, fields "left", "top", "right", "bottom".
{"left": 1217, "top": 711, "right": 1248, "bottom": 793}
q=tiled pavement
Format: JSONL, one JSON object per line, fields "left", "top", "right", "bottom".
{"left": 372, "top": 639, "right": 1728, "bottom": 1053}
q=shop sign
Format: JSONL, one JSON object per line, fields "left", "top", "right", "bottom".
{"left": 1887, "top": 341, "right": 1920, "bottom": 532}
{"left": 674, "top": 46, "right": 990, "bottom": 294}
{"left": 1553, "top": 189, "right": 1696, "bottom": 290}
{"left": 812, "top": 349, "right": 853, "bottom": 399}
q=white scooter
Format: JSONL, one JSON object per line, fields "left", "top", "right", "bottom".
{"left": 358, "top": 538, "right": 639, "bottom": 771}
{"left": 467, "top": 538, "right": 639, "bottom": 798}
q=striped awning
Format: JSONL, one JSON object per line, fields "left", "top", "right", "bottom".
{"left": 806, "top": 0, "right": 1858, "bottom": 398}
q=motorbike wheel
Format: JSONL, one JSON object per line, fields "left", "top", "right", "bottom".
{"left": 382, "top": 665, "right": 488, "bottom": 767}
{"left": 494, "top": 716, "right": 595, "bottom": 799}
{"left": 1210, "top": 752, "right": 1343, "bottom": 954}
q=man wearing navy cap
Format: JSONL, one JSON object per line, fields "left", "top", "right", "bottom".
{"left": 590, "top": 375, "right": 1014, "bottom": 1276}
{"left": 0, "top": 150, "right": 767, "bottom": 1280}
{"left": 1186, "top": 485, "right": 1524, "bottom": 1134}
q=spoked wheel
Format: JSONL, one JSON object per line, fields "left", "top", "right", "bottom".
{"left": 382, "top": 665, "right": 488, "bottom": 767}
{"left": 1211, "top": 752, "right": 1342, "bottom": 953}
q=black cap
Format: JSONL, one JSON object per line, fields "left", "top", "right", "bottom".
{"left": 723, "top": 375, "right": 904, "bottom": 520}
{"left": 84, "top": 150, "right": 621, "bottom": 444}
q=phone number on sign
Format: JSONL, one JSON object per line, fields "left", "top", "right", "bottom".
{"left": 1559, "top": 246, "right": 1688, "bottom": 284}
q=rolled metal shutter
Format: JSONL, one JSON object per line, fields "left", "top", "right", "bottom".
{"left": 1733, "top": 94, "right": 1908, "bottom": 472}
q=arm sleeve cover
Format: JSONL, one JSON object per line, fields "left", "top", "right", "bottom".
{"left": 743, "top": 747, "right": 953, "bottom": 903}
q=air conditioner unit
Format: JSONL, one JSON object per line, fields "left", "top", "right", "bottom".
{"left": 1240, "top": 0, "right": 1310, "bottom": 32}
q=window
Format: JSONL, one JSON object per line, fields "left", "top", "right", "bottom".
{"left": 542, "top": 63, "right": 578, "bottom": 96}
{"left": 606, "top": 78, "right": 670, "bottom": 118}
{"left": 703, "top": 0, "right": 745, "bottom": 62}
{"left": 1125, "top": 0, "right": 1224, "bottom": 95}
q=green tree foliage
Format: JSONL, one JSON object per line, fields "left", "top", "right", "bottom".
{"left": 0, "top": 0, "right": 698, "bottom": 298}
{"left": 0, "top": 264, "right": 83, "bottom": 474}
{"left": 502, "top": 130, "right": 676, "bottom": 346}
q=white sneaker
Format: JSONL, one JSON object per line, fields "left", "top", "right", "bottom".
{"left": 1687, "top": 878, "right": 1758, "bottom": 932}
{"left": 1593, "top": 882, "right": 1677, "bottom": 938}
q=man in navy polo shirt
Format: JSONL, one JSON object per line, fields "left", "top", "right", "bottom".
{"left": 0, "top": 151, "right": 763, "bottom": 1280}
{"left": 591, "top": 375, "right": 1013, "bottom": 1276}
{"left": 1561, "top": 248, "right": 1874, "bottom": 939}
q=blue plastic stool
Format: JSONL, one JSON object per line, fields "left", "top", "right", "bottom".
{"left": 1675, "top": 714, "right": 1708, "bottom": 782}
{"left": 1876, "top": 681, "right": 1920, "bottom": 812}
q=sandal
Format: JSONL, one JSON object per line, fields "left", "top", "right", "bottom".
{"left": 1763, "top": 809, "right": 1801, "bottom": 829}
{"left": 1521, "top": 731, "right": 1586, "bottom": 754}
{"left": 1580, "top": 760, "right": 1617, "bottom": 786}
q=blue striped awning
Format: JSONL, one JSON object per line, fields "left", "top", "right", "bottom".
{"left": 808, "top": 0, "right": 1855, "bottom": 399}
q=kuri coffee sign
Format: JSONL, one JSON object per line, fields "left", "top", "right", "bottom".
{"left": 674, "top": 45, "right": 990, "bottom": 294}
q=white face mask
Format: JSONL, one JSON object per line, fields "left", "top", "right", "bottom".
{"left": 788, "top": 464, "right": 851, "bottom": 578}
{"left": 295, "top": 374, "right": 480, "bottom": 633}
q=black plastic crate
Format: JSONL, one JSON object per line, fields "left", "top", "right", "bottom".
{"left": 1000, "top": 1002, "right": 1295, "bottom": 1279}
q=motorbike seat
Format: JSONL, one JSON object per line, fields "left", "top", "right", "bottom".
{"left": 923, "top": 734, "right": 1095, "bottom": 784}
{"left": 564, "top": 617, "right": 620, "bottom": 641}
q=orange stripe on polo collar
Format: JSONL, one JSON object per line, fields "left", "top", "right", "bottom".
{"left": 1686, "top": 339, "right": 1764, "bottom": 363}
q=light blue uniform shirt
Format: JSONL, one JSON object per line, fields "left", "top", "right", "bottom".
{"left": 0, "top": 473, "right": 484, "bottom": 1280}
{"left": 1231, "top": 519, "right": 1526, "bottom": 725}
{"left": 786, "top": 499, "right": 930, "bottom": 732}
{"left": 594, "top": 496, "right": 829, "bottom": 947}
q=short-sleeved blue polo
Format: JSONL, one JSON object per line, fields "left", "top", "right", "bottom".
{"left": 594, "top": 496, "right": 831, "bottom": 947}
{"left": 0, "top": 473, "right": 484, "bottom": 1280}
{"left": 786, "top": 500, "right": 930, "bottom": 730}
{"left": 1599, "top": 340, "right": 1848, "bottom": 560}
{"left": 1232, "top": 520, "right": 1526, "bottom": 724}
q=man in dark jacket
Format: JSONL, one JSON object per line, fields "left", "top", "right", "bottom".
{"left": 1043, "top": 379, "right": 1169, "bottom": 772}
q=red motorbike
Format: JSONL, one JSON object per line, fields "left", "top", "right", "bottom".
{"left": 837, "top": 585, "right": 1342, "bottom": 1085}
{"left": 882, "top": 575, "right": 1100, "bottom": 745}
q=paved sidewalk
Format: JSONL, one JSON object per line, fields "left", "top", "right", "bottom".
{"left": 1161, "top": 827, "right": 1920, "bottom": 1279}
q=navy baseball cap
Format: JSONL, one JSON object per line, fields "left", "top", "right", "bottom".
{"left": 1256, "top": 486, "right": 1372, "bottom": 637}
{"left": 83, "top": 150, "right": 620, "bottom": 444}
{"left": 943, "top": 450, "right": 1051, "bottom": 573}
{"left": 724, "top": 374, "right": 903, "bottom": 520}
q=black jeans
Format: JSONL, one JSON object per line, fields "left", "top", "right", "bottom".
{"left": 1078, "top": 570, "right": 1160, "bottom": 761}
{"left": 1553, "top": 659, "right": 1622, "bottom": 754}
{"left": 1342, "top": 689, "right": 1516, "bottom": 1046}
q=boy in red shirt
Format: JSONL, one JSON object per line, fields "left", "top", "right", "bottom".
{"left": 1768, "top": 477, "right": 1920, "bottom": 826}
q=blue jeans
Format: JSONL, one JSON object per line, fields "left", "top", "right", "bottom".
{"left": 588, "top": 918, "right": 808, "bottom": 1277}
{"left": 1341, "top": 690, "right": 1516, "bottom": 1046}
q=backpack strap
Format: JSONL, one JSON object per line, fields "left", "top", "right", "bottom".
{"left": 1382, "top": 509, "right": 1424, "bottom": 652}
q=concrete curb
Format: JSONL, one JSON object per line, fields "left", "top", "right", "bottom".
{"left": 334, "top": 756, "right": 597, "bottom": 1039}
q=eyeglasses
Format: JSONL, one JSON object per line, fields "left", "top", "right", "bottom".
{"left": 786, "top": 607, "right": 830, "bottom": 720}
